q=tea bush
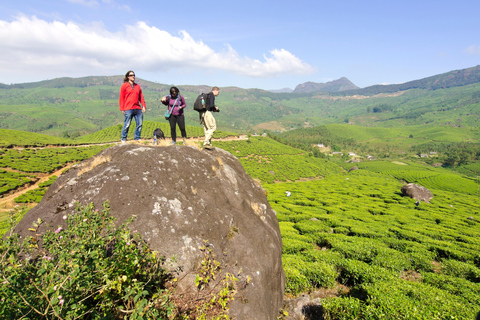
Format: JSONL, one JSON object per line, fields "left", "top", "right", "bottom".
{"left": 0, "top": 169, "right": 33, "bottom": 196}
{"left": 265, "top": 169, "right": 480, "bottom": 319}
{"left": 14, "top": 175, "right": 57, "bottom": 203}
{"left": 0, "top": 145, "right": 110, "bottom": 173}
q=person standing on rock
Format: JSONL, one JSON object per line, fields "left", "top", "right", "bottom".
{"left": 161, "top": 86, "right": 187, "bottom": 145}
{"left": 200, "top": 86, "right": 220, "bottom": 149}
{"left": 119, "top": 70, "right": 146, "bottom": 143}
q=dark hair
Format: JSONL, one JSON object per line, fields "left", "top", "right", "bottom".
{"left": 170, "top": 86, "right": 179, "bottom": 96}
{"left": 124, "top": 70, "right": 135, "bottom": 83}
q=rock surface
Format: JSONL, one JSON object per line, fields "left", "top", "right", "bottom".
{"left": 15, "top": 144, "right": 285, "bottom": 319}
{"left": 401, "top": 183, "right": 433, "bottom": 203}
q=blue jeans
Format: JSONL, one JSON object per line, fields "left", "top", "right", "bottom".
{"left": 121, "top": 109, "right": 143, "bottom": 140}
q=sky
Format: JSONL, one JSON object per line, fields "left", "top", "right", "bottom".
{"left": 0, "top": 0, "right": 479, "bottom": 90}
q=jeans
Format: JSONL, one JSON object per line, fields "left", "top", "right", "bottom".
{"left": 121, "top": 109, "right": 143, "bottom": 140}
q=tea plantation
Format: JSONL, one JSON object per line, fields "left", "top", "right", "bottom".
{"left": 217, "top": 137, "right": 480, "bottom": 319}
{"left": 1, "top": 131, "right": 480, "bottom": 319}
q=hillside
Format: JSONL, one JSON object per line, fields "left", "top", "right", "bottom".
{"left": 337, "top": 64, "right": 480, "bottom": 96}
{"left": 293, "top": 77, "right": 359, "bottom": 93}
{"left": 1, "top": 65, "right": 479, "bottom": 136}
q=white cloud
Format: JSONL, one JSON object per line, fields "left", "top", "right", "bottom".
{"left": 0, "top": 16, "right": 314, "bottom": 82}
{"left": 466, "top": 45, "right": 480, "bottom": 55}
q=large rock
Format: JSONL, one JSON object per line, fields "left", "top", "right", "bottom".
{"left": 401, "top": 183, "right": 433, "bottom": 203}
{"left": 15, "top": 144, "right": 285, "bottom": 319}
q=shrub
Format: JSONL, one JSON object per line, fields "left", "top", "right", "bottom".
{"left": 0, "top": 202, "right": 174, "bottom": 319}
{"left": 441, "top": 259, "right": 480, "bottom": 282}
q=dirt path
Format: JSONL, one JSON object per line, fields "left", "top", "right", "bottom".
{"left": 0, "top": 165, "right": 72, "bottom": 213}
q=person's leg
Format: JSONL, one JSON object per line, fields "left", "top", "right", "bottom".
{"left": 133, "top": 109, "right": 144, "bottom": 140}
{"left": 169, "top": 116, "right": 177, "bottom": 143}
{"left": 177, "top": 115, "right": 187, "bottom": 139}
{"left": 121, "top": 110, "right": 134, "bottom": 141}
{"left": 204, "top": 111, "right": 216, "bottom": 145}
{"left": 200, "top": 112, "right": 208, "bottom": 145}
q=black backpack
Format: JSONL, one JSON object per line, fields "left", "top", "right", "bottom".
{"left": 193, "top": 93, "right": 206, "bottom": 112}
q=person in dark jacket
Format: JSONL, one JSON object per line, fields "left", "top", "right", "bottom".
{"left": 161, "top": 86, "right": 187, "bottom": 145}
{"left": 200, "top": 86, "right": 220, "bottom": 148}
{"left": 119, "top": 70, "right": 146, "bottom": 142}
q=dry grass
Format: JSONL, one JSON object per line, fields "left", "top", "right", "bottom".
{"left": 77, "top": 154, "right": 112, "bottom": 177}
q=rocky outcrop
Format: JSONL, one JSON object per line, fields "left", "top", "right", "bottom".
{"left": 15, "top": 144, "right": 285, "bottom": 319}
{"left": 401, "top": 183, "right": 433, "bottom": 203}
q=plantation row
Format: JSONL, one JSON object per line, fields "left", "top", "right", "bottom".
{"left": 0, "top": 128, "right": 73, "bottom": 148}
{"left": 347, "top": 160, "right": 480, "bottom": 195}
{"left": 215, "top": 137, "right": 343, "bottom": 183}
{"left": 0, "top": 145, "right": 111, "bottom": 173}
{"left": 266, "top": 171, "right": 480, "bottom": 319}
{"left": 0, "top": 169, "right": 34, "bottom": 196}
{"left": 14, "top": 176, "right": 57, "bottom": 203}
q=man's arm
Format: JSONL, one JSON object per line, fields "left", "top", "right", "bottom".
{"left": 139, "top": 88, "right": 146, "bottom": 113}
{"left": 119, "top": 84, "right": 126, "bottom": 113}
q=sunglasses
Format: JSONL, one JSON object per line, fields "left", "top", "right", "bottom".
{"left": 128, "top": 74, "right": 135, "bottom": 77}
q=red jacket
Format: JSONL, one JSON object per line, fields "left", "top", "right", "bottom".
{"left": 119, "top": 82, "right": 146, "bottom": 111}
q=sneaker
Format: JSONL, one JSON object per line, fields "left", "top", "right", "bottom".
{"left": 121, "top": 140, "right": 126, "bottom": 144}
{"left": 170, "top": 141, "right": 176, "bottom": 145}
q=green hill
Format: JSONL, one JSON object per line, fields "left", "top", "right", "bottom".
{"left": 1, "top": 65, "right": 480, "bottom": 136}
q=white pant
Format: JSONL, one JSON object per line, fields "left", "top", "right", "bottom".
{"left": 200, "top": 111, "right": 216, "bottom": 145}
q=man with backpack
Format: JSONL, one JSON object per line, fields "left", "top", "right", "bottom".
{"left": 199, "top": 86, "right": 220, "bottom": 149}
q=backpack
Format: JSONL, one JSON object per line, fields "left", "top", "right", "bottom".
{"left": 193, "top": 93, "right": 206, "bottom": 112}
{"left": 153, "top": 128, "right": 165, "bottom": 139}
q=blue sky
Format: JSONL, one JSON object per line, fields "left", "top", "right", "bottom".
{"left": 0, "top": 0, "right": 479, "bottom": 90}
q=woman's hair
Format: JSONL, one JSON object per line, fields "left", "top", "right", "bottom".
{"left": 123, "top": 70, "right": 135, "bottom": 83}
{"left": 170, "top": 86, "right": 179, "bottom": 96}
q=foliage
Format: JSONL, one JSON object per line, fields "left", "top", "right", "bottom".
{"left": 350, "top": 160, "right": 479, "bottom": 195}
{"left": 215, "top": 137, "right": 342, "bottom": 183}
{"left": 0, "top": 129, "right": 74, "bottom": 147}
{"left": 0, "top": 145, "right": 111, "bottom": 173}
{"left": 0, "top": 168, "right": 34, "bottom": 196}
{"left": 0, "top": 202, "right": 174, "bottom": 319}
{"left": 14, "top": 175, "right": 57, "bottom": 203}
{"left": 173, "top": 242, "right": 240, "bottom": 319}
{"left": 266, "top": 170, "right": 480, "bottom": 319}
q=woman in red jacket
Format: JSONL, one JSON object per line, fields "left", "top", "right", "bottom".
{"left": 119, "top": 70, "right": 146, "bottom": 142}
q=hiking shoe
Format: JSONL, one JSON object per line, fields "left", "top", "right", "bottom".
{"left": 170, "top": 141, "right": 176, "bottom": 145}
{"left": 121, "top": 140, "right": 126, "bottom": 144}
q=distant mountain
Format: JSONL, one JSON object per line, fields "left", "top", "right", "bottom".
{"left": 268, "top": 88, "right": 294, "bottom": 93}
{"left": 338, "top": 65, "right": 480, "bottom": 96}
{"left": 293, "top": 77, "right": 359, "bottom": 93}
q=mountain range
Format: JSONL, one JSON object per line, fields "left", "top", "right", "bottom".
{"left": 0, "top": 65, "right": 479, "bottom": 136}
